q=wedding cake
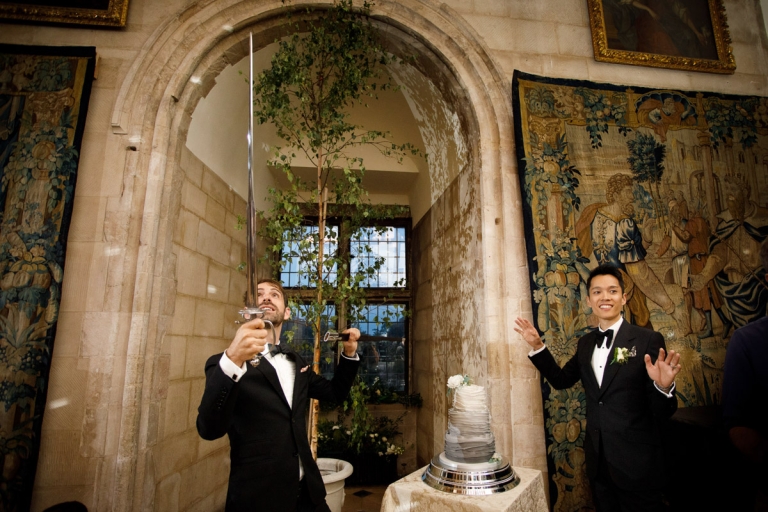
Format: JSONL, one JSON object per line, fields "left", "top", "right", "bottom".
{"left": 443, "top": 377, "right": 496, "bottom": 463}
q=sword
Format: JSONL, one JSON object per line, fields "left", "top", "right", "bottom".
{"left": 238, "top": 32, "right": 275, "bottom": 367}
{"left": 323, "top": 332, "right": 405, "bottom": 343}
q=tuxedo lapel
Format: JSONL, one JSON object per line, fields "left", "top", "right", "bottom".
{"left": 256, "top": 357, "right": 291, "bottom": 409}
{"left": 598, "top": 323, "right": 634, "bottom": 396}
{"left": 581, "top": 331, "right": 601, "bottom": 393}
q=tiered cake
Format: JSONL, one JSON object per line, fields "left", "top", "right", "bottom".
{"left": 444, "top": 384, "right": 496, "bottom": 463}
{"left": 422, "top": 375, "right": 519, "bottom": 494}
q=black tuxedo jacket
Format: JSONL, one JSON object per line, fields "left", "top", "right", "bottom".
{"left": 530, "top": 322, "right": 677, "bottom": 490}
{"left": 197, "top": 350, "right": 359, "bottom": 512}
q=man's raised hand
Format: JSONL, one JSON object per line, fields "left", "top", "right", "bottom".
{"left": 341, "top": 328, "right": 361, "bottom": 358}
{"left": 226, "top": 318, "right": 270, "bottom": 367}
{"left": 514, "top": 317, "right": 545, "bottom": 350}
{"left": 644, "top": 347, "right": 681, "bottom": 390}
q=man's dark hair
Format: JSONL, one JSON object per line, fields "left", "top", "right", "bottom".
{"left": 761, "top": 239, "right": 768, "bottom": 275}
{"left": 587, "top": 264, "right": 625, "bottom": 293}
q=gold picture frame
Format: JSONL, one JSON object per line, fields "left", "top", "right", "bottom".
{"left": 587, "top": 0, "right": 735, "bottom": 74}
{"left": 0, "top": 0, "right": 129, "bottom": 27}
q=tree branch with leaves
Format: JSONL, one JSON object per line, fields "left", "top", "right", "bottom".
{"left": 253, "top": 0, "right": 421, "bottom": 460}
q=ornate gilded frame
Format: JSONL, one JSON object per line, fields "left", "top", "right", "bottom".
{"left": 0, "top": 0, "right": 129, "bottom": 27}
{"left": 587, "top": 0, "right": 735, "bottom": 74}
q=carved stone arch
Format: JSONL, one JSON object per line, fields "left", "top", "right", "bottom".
{"left": 109, "top": 1, "right": 531, "bottom": 508}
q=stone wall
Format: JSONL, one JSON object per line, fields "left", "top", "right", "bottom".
{"left": 151, "top": 147, "right": 247, "bottom": 511}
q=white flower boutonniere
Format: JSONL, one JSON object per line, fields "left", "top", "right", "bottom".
{"left": 610, "top": 346, "right": 637, "bottom": 365}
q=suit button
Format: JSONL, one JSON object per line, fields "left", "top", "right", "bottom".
{"left": 598, "top": 401, "right": 603, "bottom": 405}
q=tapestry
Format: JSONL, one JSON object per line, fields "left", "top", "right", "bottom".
{"left": 0, "top": 45, "right": 95, "bottom": 512}
{"left": 512, "top": 70, "right": 768, "bottom": 511}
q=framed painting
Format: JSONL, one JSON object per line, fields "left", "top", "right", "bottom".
{"left": 0, "top": 0, "right": 128, "bottom": 27}
{"left": 587, "top": 0, "right": 736, "bottom": 74}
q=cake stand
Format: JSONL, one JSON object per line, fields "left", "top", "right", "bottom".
{"left": 421, "top": 452, "right": 520, "bottom": 495}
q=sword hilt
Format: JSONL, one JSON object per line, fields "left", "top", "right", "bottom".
{"left": 237, "top": 307, "right": 276, "bottom": 367}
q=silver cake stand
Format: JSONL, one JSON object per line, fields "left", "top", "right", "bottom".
{"left": 422, "top": 453, "right": 520, "bottom": 495}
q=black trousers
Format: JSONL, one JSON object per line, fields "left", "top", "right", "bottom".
{"left": 591, "top": 447, "right": 664, "bottom": 512}
{"left": 296, "top": 478, "right": 331, "bottom": 512}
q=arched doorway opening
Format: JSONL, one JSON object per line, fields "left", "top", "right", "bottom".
{"left": 105, "top": 1, "right": 533, "bottom": 508}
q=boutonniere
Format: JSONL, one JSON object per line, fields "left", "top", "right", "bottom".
{"left": 611, "top": 346, "right": 637, "bottom": 365}
{"left": 300, "top": 365, "right": 310, "bottom": 373}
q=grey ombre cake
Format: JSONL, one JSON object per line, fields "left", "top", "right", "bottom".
{"left": 444, "top": 385, "right": 496, "bottom": 463}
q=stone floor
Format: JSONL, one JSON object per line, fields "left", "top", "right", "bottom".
{"left": 341, "top": 485, "right": 388, "bottom": 512}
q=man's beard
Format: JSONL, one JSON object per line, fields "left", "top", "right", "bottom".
{"left": 259, "top": 304, "right": 285, "bottom": 328}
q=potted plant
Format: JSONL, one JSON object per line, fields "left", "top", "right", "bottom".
{"left": 251, "top": 0, "right": 421, "bottom": 505}
{"left": 317, "top": 378, "right": 407, "bottom": 486}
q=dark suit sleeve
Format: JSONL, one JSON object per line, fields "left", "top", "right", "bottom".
{"left": 196, "top": 353, "right": 239, "bottom": 441}
{"left": 529, "top": 342, "right": 582, "bottom": 390}
{"left": 307, "top": 354, "right": 360, "bottom": 404}
{"left": 646, "top": 331, "right": 678, "bottom": 419}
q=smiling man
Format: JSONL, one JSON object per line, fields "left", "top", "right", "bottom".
{"left": 515, "top": 264, "right": 681, "bottom": 512}
{"left": 197, "top": 278, "right": 361, "bottom": 512}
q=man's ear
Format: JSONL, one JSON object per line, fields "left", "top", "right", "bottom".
{"left": 284, "top": 307, "right": 291, "bottom": 321}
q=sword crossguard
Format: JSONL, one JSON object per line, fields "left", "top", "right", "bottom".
{"left": 236, "top": 307, "right": 276, "bottom": 367}
{"left": 323, "top": 331, "right": 350, "bottom": 343}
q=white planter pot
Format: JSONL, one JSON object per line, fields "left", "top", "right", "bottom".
{"left": 318, "top": 458, "right": 354, "bottom": 512}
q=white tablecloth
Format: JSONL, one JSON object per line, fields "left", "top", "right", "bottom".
{"left": 381, "top": 465, "right": 548, "bottom": 511}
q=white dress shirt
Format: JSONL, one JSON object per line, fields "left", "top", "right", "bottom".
{"left": 592, "top": 317, "right": 624, "bottom": 386}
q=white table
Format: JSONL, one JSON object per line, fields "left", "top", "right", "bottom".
{"left": 381, "top": 465, "right": 548, "bottom": 511}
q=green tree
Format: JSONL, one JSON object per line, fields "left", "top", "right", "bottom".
{"left": 253, "top": 0, "right": 420, "bottom": 459}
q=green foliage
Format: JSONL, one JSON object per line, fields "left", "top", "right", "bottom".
{"left": 627, "top": 132, "right": 665, "bottom": 185}
{"left": 366, "top": 377, "right": 421, "bottom": 407}
{"left": 544, "top": 386, "right": 587, "bottom": 464}
{"left": 253, "top": 0, "right": 419, "bottom": 169}
{"left": 705, "top": 97, "right": 760, "bottom": 149}
{"left": 254, "top": 0, "right": 421, "bottom": 335}
{"left": 573, "top": 88, "right": 631, "bottom": 148}
{"left": 524, "top": 134, "right": 582, "bottom": 221}
{"left": 317, "top": 377, "right": 406, "bottom": 457}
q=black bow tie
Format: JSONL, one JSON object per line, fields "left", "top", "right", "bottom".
{"left": 269, "top": 343, "right": 293, "bottom": 358}
{"left": 596, "top": 329, "right": 614, "bottom": 348}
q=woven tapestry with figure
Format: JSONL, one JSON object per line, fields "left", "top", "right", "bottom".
{"left": 0, "top": 45, "right": 95, "bottom": 512}
{"left": 512, "top": 70, "right": 767, "bottom": 511}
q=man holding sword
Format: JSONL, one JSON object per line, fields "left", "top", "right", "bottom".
{"left": 197, "top": 278, "right": 361, "bottom": 512}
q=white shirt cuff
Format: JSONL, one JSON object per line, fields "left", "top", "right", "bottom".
{"left": 654, "top": 381, "right": 676, "bottom": 397}
{"left": 341, "top": 352, "right": 360, "bottom": 361}
{"left": 219, "top": 352, "right": 247, "bottom": 381}
{"left": 528, "top": 345, "right": 547, "bottom": 357}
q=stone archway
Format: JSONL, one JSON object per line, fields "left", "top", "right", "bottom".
{"left": 109, "top": 1, "right": 539, "bottom": 509}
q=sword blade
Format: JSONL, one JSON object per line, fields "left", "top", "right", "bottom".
{"left": 245, "top": 32, "right": 258, "bottom": 309}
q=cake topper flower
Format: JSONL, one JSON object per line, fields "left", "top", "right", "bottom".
{"left": 447, "top": 374, "right": 471, "bottom": 389}
{"left": 447, "top": 374, "right": 472, "bottom": 396}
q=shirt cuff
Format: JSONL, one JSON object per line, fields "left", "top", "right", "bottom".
{"left": 341, "top": 352, "right": 360, "bottom": 361}
{"left": 654, "top": 381, "right": 676, "bottom": 397}
{"left": 528, "top": 345, "right": 547, "bottom": 357}
{"left": 220, "top": 352, "right": 247, "bottom": 381}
